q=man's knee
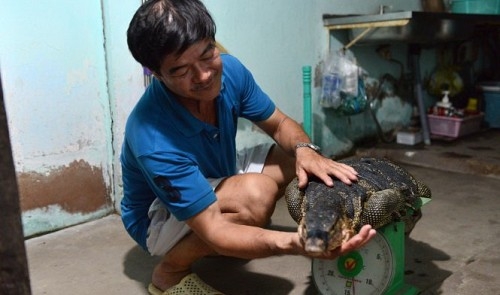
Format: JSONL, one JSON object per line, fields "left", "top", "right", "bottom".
{"left": 240, "top": 174, "right": 279, "bottom": 225}
{"left": 217, "top": 174, "right": 279, "bottom": 226}
{"left": 246, "top": 174, "right": 279, "bottom": 204}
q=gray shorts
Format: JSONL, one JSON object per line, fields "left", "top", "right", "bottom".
{"left": 146, "top": 142, "right": 274, "bottom": 256}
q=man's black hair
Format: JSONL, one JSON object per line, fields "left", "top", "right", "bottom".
{"left": 127, "top": 0, "right": 216, "bottom": 73}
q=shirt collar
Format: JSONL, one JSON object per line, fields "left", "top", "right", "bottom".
{"left": 152, "top": 76, "right": 226, "bottom": 137}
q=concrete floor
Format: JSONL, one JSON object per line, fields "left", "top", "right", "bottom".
{"left": 26, "top": 129, "right": 500, "bottom": 295}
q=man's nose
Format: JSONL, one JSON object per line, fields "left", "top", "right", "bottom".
{"left": 191, "top": 63, "right": 211, "bottom": 82}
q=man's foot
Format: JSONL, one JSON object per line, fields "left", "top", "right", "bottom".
{"left": 148, "top": 273, "right": 224, "bottom": 295}
{"left": 151, "top": 266, "right": 190, "bottom": 291}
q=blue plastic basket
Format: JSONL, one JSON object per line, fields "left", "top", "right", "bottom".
{"left": 451, "top": 0, "right": 500, "bottom": 14}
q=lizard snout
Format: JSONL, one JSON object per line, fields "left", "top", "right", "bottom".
{"left": 304, "top": 229, "right": 329, "bottom": 253}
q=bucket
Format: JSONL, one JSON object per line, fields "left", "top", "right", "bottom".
{"left": 478, "top": 82, "right": 500, "bottom": 128}
{"left": 451, "top": 0, "right": 500, "bottom": 14}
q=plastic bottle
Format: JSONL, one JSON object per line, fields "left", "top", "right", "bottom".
{"left": 436, "top": 90, "right": 453, "bottom": 116}
{"left": 321, "top": 74, "right": 341, "bottom": 108}
{"left": 320, "top": 61, "right": 342, "bottom": 108}
{"left": 340, "top": 58, "right": 358, "bottom": 97}
{"left": 436, "top": 90, "right": 452, "bottom": 108}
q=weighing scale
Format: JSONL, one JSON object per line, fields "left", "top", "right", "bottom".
{"left": 311, "top": 197, "right": 431, "bottom": 295}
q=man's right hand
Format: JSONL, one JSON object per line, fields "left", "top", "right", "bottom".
{"left": 303, "top": 225, "right": 376, "bottom": 259}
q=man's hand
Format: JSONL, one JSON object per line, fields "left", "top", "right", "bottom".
{"left": 254, "top": 108, "right": 357, "bottom": 188}
{"left": 295, "top": 148, "right": 358, "bottom": 189}
{"left": 305, "top": 225, "right": 377, "bottom": 259}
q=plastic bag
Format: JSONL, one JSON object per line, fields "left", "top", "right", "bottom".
{"left": 333, "top": 78, "right": 368, "bottom": 116}
{"left": 320, "top": 50, "right": 367, "bottom": 115}
{"left": 320, "top": 50, "right": 360, "bottom": 108}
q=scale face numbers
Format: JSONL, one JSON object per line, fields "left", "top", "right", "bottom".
{"left": 312, "top": 231, "right": 394, "bottom": 295}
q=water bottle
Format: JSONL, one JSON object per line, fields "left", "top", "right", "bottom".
{"left": 321, "top": 67, "right": 342, "bottom": 108}
{"left": 340, "top": 59, "right": 359, "bottom": 97}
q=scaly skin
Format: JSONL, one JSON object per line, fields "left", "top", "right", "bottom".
{"left": 285, "top": 157, "right": 431, "bottom": 252}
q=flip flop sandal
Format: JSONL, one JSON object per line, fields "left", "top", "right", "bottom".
{"left": 148, "top": 273, "right": 224, "bottom": 295}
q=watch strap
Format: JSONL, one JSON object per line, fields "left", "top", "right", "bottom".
{"left": 295, "top": 142, "right": 321, "bottom": 153}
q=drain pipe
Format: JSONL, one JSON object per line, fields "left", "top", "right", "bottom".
{"left": 410, "top": 45, "right": 431, "bottom": 145}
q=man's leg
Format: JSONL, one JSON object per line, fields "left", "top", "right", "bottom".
{"left": 151, "top": 173, "right": 280, "bottom": 291}
{"left": 151, "top": 231, "right": 211, "bottom": 290}
{"left": 261, "top": 145, "right": 296, "bottom": 197}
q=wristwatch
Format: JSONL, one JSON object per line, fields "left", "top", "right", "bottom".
{"left": 295, "top": 142, "right": 321, "bottom": 154}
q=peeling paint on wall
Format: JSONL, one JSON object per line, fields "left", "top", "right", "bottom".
{"left": 21, "top": 205, "right": 112, "bottom": 238}
{"left": 18, "top": 160, "right": 111, "bottom": 213}
{"left": 17, "top": 160, "right": 114, "bottom": 237}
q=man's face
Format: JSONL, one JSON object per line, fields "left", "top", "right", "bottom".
{"left": 155, "top": 39, "right": 222, "bottom": 102}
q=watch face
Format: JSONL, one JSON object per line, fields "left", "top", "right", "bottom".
{"left": 312, "top": 232, "right": 394, "bottom": 295}
{"left": 307, "top": 143, "right": 320, "bottom": 151}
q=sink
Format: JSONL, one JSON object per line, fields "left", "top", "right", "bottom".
{"left": 323, "top": 11, "right": 500, "bottom": 45}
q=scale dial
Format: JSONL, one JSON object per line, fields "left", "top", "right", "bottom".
{"left": 312, "top": 231, "right": 394, "bottom": 295}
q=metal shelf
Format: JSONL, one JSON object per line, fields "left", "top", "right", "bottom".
{"left": 323, "top": 11, "right": 500, "bottom": 30}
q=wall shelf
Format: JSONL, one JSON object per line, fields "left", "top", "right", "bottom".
{"left": 324, "top": 11, "right": 500, "bottom": 47}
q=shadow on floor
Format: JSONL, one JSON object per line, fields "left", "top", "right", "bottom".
{"left": 122, "top": 246, "right": 159, "bottom": 290}
{"left": 120, "top": 224, "right": 453, "bottom": 295}
{"left": 405, "top": 237, "right": 453, "bottom": 294}
{"left": 122, "top": 245, "right": 307, "bottom": 295}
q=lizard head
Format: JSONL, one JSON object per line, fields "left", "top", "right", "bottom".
{"left": 297, "top": 181, "right": 356, "bottom": 253}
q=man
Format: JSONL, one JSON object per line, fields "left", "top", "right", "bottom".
{"left": 121, "top": 0, "right": 376, "bottom": 294}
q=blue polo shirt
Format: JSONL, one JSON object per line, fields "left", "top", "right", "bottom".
{"left": 120, "top": 54, "right": 275, "bottom": 250}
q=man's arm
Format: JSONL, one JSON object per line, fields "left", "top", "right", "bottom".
{"left": 254, "top": 108, "right": 358, "bottom": 188}
{"left": 186, "top": 201, "right": 375, "bottom": 259}
{"left": 255, "top": 108, "right": 310, "bottom": 157}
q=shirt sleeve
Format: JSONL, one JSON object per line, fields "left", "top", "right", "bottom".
{"left": 221, "top": 54, "right": 276, "bottom": 122}
{"left": 138, "top": 152, "right": 217, "bottom": 221}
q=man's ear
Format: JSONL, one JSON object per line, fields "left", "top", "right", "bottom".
{"left": 152, "top": 71, "right": 162, "bottom": 79}
{"left": 216, "top": 41, "right": 228, "bottom": 53}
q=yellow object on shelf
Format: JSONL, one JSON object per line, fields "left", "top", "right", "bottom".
{"left": 465, "top": 97, "right": 479, "bottom": 113}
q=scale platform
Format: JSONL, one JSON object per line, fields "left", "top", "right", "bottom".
{"left": 311, "top": 197, "right": 431, "bottom": 295}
